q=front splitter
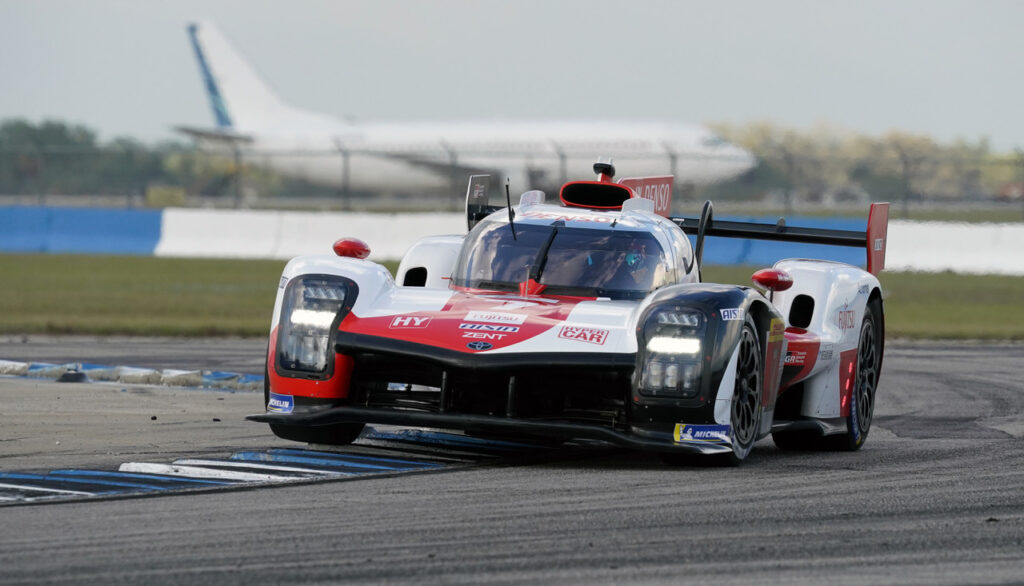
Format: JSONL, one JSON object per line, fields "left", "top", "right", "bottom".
{"left": 248, "top": 406, "right": 732, "bottom": 455}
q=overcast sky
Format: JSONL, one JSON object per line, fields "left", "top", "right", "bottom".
{"left": 1, "top": 0, "right": 1021, "bottom": 151}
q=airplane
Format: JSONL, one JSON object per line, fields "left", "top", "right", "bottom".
{"left": 177, "top": 21, "right": 757, "bottom": 197}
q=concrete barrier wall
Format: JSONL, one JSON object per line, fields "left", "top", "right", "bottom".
{"left": 0, "top": 206, "right": 162, "bottom": 255}
{"left": 3, "top": 205, "right": 1023, "bottom": 275}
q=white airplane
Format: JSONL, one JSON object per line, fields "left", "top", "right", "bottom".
{"left": 178, "top": 21, "right": 757, "bottom": 195}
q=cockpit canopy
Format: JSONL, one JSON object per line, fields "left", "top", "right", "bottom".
{"left": 451, "top": 218, "right": 673, "bottom": 300}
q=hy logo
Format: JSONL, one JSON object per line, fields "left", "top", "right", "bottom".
{"left": 390, "top": 316, "right": 431, "bottom": 328}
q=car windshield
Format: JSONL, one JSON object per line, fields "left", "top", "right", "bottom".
{"left": 452, "top": 219, "right": 671, "bottom": 299}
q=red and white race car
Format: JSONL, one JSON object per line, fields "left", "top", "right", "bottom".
{"left": 251, "top": 161, "right": 889, "bottom": 464}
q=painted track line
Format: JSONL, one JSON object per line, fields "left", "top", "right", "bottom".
{"left": 118, "top": 463, "right": 299, "bottom": 483}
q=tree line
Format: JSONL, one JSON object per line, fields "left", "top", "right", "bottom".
{"left": 2, "top": 117, "right": 1020, "bottom": 206}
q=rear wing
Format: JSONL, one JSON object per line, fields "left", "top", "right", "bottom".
{"left": 673, "top": 201, "right": 889, "bottom": 275}
{"left": 465, "top": 175, "right": 501, "bottom": 230}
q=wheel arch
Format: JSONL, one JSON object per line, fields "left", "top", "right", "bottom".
{"left": 868, "top": 286, "right": 885, "bottom": 379}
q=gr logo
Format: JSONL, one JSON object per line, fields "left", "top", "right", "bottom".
{"left": 389, "top": 316, "right": 431, "bottom": 328}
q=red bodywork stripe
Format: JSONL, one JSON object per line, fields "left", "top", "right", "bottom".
{"left": 342, "top": 291, "right": 589, "bottom": 354}
{"left": 779, "top": 327, "right": 821, "bottom": 393}
{"left": 838, "top": 348, "right": 858, "bottom": 416}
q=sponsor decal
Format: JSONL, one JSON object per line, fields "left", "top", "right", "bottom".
{"left": 267, "top": 392, "right": 294, "bottom": 414}
{"left": 462, "top": 332, "right": 507, "bottom": 340}
{"left": 763, "top": 318, "right": 786, "bottom": 406}
{"left": 458, "top": 323, "right": 519, "bottom": 332}
{"left": 519, "top": 210, "right": 617, "bottom": 224}
{"left": 785, "top": 350, "right": 807, "bottom": 366}
{"left": 858, "top": 285, "right": 869, "bottom": 295}
{"left": 673, "top": 424, "right": 730, "bottom": 443}
{"left": 837, "top": 310, "right": 857, "bottom": 330}
{"left": 721, "top": 308, "right": 744, "bottom": 321}
{"left": 819, "top": 345, "right": 834, "bottom": 362}
{"left": 874, "top": 238, "right": 885, "bottom": 252}
{"left": 278, "top": 276, "right": 288, "bottom": 289}
{"left": 768, "top": 318, "right": 785, "bottom": 343}
{"left": 466, "top": 341, "right": 493, "bottom": 351}
{"left": 464, "top": 310, "right": 526, "bottom": 325}
{"left": 389, "top": 315, "right": 432, "bottom": 328}
{"left": 558, "top": 326, "right": 609, "bottom": 345}
{"left": 619, "top": 176, "right": 674, "bottom": 217}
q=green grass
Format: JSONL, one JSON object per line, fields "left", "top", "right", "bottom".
{"left": 2, "top": 254, "right": 1021, "bottom": 340}
{"left": 703, "top": 266, "right": 1024, "bottom": 341}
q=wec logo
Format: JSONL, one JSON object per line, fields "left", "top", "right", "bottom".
{"left": 558, "top": 326, "right": 608, "bottom": 345}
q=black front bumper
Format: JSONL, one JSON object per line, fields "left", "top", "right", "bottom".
{"left": 256, "top": 331, "right": 729, "bottom": 454}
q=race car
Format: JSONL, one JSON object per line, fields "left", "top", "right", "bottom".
{"left": 250, "top": 161, "right": 888, "bottom": 464}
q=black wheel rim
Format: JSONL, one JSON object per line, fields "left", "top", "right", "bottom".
{"left": 732, "top": 327, "right": 761, "bottom": 447}
{"left": 856, "top": 318, "right": 878, "bottom": 434}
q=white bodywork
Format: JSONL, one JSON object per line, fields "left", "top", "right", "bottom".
{"left": 771, "top": 259, "right": 881, "bottom": 420}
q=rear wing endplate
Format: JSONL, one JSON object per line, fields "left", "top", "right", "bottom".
{"left": 465, "top": 175, "right": 502, "bottom": 231}
{"left": 672, "top": 202, "right": 889, "bottom": 275}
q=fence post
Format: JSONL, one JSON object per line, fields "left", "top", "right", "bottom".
{"left": 334, "top": 142, "right": 351, "bottom": 211}
{"left": 232, "top": 145, "right": 243, "bottom": 209}
{"left": 1017, "top": 148, "right": 1024, "bottom": 222}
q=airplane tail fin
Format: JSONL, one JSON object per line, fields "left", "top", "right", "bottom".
{"left": 186, "top": 21, "right": 287, "bottom": 132}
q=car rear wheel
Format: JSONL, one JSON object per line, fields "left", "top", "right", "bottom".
{"left": 826, "top": 298, "right": 881, "bottom": 451}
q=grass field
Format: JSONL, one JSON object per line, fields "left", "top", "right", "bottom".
{"left": 2, "top": 254, "right": 1022, "bottom": 340}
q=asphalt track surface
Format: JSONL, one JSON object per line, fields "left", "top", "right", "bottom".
{"left": 1, "top": 336, "right": 1023, "bottom": 585}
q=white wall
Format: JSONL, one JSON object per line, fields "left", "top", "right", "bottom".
{"left": 154, "top": 209, "right": 1024, "bottom": 275}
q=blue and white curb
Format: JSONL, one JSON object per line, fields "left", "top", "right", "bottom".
{"left": 0, "top": 429, "right": 559, "bottom": 505}
{"left": 0, "top": 359, "right": 263, "bottom": 391}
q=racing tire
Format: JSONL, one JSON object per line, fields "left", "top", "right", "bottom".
{"left": 263, "top": 361, "right": 365, "bottom": 446}
{"left": 720, "top": 318, "right": 764, "bottom": 465}
{"left": 826, "top": 297, "right": 882, "bottom": 451}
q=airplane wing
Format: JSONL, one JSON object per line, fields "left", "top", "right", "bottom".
{"left": 175, "top": 125, "right": 254, "bottom": 145}
{"left": 370, "top": 151, "right": 501, "bottom": 179}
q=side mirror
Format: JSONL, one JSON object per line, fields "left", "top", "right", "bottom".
{"left": 333, "top": 237, "right": 371, "bottom": 259}
{"left": 751, "top": 268, "right": 793, "bottom": 293}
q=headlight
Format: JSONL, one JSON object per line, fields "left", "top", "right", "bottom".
{"left": 276, "top": 275, "right": 353, "bottom": 374}
{"left": 638, "top": 307, "right": 706, "bottom": 398}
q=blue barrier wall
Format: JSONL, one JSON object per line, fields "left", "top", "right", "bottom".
{"left": 0, "top": 206, "right": 869, "bottom": 266}
{"left": 0, "top": 206, "right": 163, "bottom": 255}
